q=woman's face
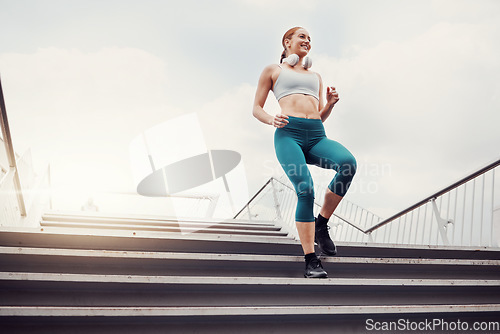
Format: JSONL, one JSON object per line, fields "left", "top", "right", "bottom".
{"left": 285, "top": 28, "right": 311, "bottom": 57}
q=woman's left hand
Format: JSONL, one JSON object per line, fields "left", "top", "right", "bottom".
{"left": 326, "top": 86, "right": 339, "bottom": 106}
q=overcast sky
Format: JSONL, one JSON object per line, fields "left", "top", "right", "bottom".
{"left": 1, "top": 0, "right": 499, "bottom": 218}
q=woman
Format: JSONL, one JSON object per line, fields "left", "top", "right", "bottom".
{"left": 253, "top": 27, "right": 357, "bottom": 278}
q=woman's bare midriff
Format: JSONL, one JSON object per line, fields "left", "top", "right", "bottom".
{"left": 278, "top": 94, "right": 321, "bottom": 119}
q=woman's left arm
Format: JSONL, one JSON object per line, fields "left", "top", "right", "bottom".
{"left": 317, "top": 73, "right": 339, "bottom": 122}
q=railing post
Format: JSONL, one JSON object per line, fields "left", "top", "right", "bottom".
{"left": 0, "top": 76, "right": 26, "bottom": 217}
{"left": 367, "top": 231, "right": 374, "bottom": 243}
{"left": 205, "top": 194, "right": 220, "bottom": 219}
{"left": 270, "top": 178, "right": 282, "bottom": 221}
{"left": 48, "top": 164, "right": 53, "bottom": 210}
{"left": 491, "top": 169, "right": 496, "bottom": 247}
{"left": 431, "top": 198, "right": 452, "bottom": 245}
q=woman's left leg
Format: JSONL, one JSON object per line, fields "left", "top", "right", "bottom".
{"left": 307, "top": 136, "right": 357, "bottom": 214}
{"left": 306, "top": 136, "right": 357, "bottom": 255}
{"left": 320, "top": 187, "right": 343, "bottom": 219}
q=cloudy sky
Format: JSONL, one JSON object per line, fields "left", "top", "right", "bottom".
{"left": 1, "top": 0, "right": 499, "bottom": 218}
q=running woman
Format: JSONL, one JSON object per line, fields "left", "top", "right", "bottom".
{"left": 253, "top": 27, "right": 357, "bottom": 278}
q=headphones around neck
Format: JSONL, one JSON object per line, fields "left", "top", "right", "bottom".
{"left": 282, "top": 54, "right": 312, "bottom": 69}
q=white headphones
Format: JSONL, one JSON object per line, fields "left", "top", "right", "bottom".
{"left": 282, "top": 54, "right": 312, "bottom": 69}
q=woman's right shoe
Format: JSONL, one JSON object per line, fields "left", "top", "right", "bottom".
{"left": 304, "top": 257, "right": 328, "bottom": 278}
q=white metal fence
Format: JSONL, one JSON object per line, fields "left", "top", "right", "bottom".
{"left": 235, "top": 158, "right": 500, "bottom": 248}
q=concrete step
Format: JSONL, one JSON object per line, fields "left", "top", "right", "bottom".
{"left": 40, "top": 212, "right": 500, "bottom": 259}
{"left": 42, "top": 213, "right": 280, "bottom": 230}
{"left": 335, "top": 242, "right": 500, "bottom": 260}
{"left": 3, "top": 226, "right": 500, "bottom": 261}
{"left": 42, "top": 211, "right": 278, "bottom": 227}
{"left": 2, "top": 305, "right": 499, "bottom": 334}
{"left": 1, "top": 272, "right": 499, "bottom": 307}
{"left": 0, "top": 227, "right": 303, "bottom": 255}
{"left": 1, "top": 246, "right": 499, "bottom": 279}
{"left": 2, "top": 208, "right": 500, "bottom": 333}
{"left": 2, "top": 304, "right": 499, "bottom": 316}
{"left": 40, "top": 221, "right": 289, "bottom": 237}
{"left": 41, "top": 211, "right": 292, "bottom": 237}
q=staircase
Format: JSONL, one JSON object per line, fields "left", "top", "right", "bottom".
{"left": 1, "top": 210, "right": 500, "bottom": 333}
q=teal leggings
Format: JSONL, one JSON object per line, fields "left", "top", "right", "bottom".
{"left": 274, "top": 116, "right": 357, "bottom": 222}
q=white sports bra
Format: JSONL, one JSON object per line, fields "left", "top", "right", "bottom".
{"left": 273, "top": 65, "right": 320, "bottom": 101}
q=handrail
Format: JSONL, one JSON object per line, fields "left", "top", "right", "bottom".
{"left": 365, "top": 157, "right": 500, "bottom": 234}
{"left": 0, "top": 76, "right": 26, "bottom": 216}
{"left": 233, "top": 178, "right": 272, "bottom": 219}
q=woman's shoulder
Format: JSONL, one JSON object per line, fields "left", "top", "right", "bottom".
{"left": 262, "top": 63, "right": 281, "bottom": 73}
{"left": 259, "top": 64, "right": 282, "bottom": 81}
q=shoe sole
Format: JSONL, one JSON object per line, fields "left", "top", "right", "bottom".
{"left": 315, "top": 238, "right": 337, "bottom": 256}
{"left": 304, "top": 274, "right": 328, "bottom": 279}
{"left": 319, "top": 249, "right": 337, "bottom": 256}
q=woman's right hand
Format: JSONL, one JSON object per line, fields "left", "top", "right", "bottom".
{"left": 272, "top": 114, "right": 289, "bottom": 128}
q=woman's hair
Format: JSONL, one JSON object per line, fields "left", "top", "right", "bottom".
{"left": 280, "top": 26, "right": 303, "bottom": 63}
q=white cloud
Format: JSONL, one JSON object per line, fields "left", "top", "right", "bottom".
{"left": 1, "top": 0, "right": 499, "bottom": 219}
{"left": 313, "top": 19, "right": 500, "bottom": 215}
{"left": 0, "top": 47, "right": 184, "bottom": 206}
{"left": 240, "top": 0, "right": 319, "bottom": 10}
{"left": 1, "top": 47, "right": 168, "bottom": 115}
{"left": 431, "top": 0, "right": 500, "bottom": 22}
{"left": 0, "top": 45, "right": 282, "bottom": 212}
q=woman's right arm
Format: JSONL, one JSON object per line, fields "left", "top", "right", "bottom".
{"left": 252, "top": 65, "right": 277, "bottom": 126}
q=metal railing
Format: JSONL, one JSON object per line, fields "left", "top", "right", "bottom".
{"left": 365, "top": 157, "right": 500, "bottom": 247}
{"left": 0, "top": 76, "right": 26, "bottom": 217}
{"left": 0, "top": 76, "right": 53, "bottom": 227}
{"left": 366, "top": 158, "right": 499, "bottom": 234}
{"left": 235, "top": 157, "right": 500, "bottom": 247}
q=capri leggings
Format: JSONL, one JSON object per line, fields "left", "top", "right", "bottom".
{"left": 274, "top": 115, "right": 357, "bottom": 222}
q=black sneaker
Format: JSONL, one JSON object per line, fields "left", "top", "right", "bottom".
{"left": 315, "top": 218, "right": 337, "bottom": 256}
{"left": 304, "top": 257, "right": 328, "bottom": 278}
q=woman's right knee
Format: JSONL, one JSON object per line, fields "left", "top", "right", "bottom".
{"left": 295, "top": 181, "right": 315, "bottom": 222}
{"left": 295, "top": 180, "right": 315, "bottom": 201}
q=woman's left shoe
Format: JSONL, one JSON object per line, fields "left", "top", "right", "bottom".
{"left": 315, "top": 217, "right": 337, "bottom": 256}
{"left": 304, "top": 257, "right": 328, "bottom": 278}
